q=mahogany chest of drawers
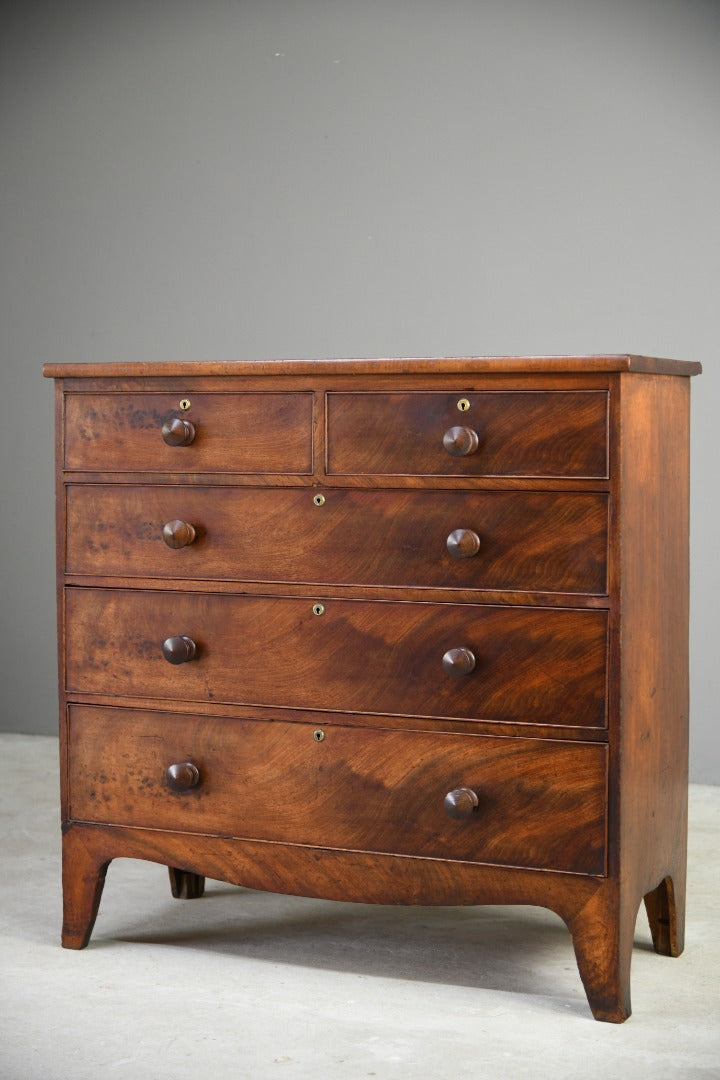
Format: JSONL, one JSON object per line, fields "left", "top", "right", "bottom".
{"left": 44, "top": 355, "right": 700, "bottom": 1021}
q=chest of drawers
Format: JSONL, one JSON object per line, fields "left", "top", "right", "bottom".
{"left": 44, "top": 355, "right": 700, "bottom": 1022}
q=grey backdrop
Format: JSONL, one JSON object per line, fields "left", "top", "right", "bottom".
{"left": 1, "top": 1, "right": 718, "bottom": 782}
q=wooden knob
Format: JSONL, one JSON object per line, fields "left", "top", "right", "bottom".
{"left": 166, "top": 762, "right": 201, "bottom": 792}
{"left": 442, "top": 425, "right": 479, "bottom": 457}
{"left": 162, "top": 636, "right": 197, "bottom": 664}
{"left": 162, "top": 520, "right": 197, "bottom": 548}
{"left": 161, "top": 417, "right": 196, "bottom": 446}
{"left": 446, "top": 528, "right": 481, "bottom": 559}
{"left": 444, "top": 787, "right": 479, "bottom": 819}
{"left": 442, "top": 646, "right": 476, "bottom": 676}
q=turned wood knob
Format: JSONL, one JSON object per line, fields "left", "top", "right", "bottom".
{"left": 442, "top": 646, "right": 476, "bottom": 676}
{"left": 446, "top": 528, "right": 481, "bottom": 559}
{"left": 442, "top": 425, "right": 479, "bottom": 457}
{"left": 161, "top": 417, "right": 196, "bottom": 446}
{"left": 162, "top": 520, "right": 197, "bottom": 548}
{"left": 444, "top": 787, "right": 479, "bottom": 819}
{"left": 166, "top": 762, "right": 201, "bottom": 792}
{"left": 162, "top": 635, "right": 197, "bottom": 664}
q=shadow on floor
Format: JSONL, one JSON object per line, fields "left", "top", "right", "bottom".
{"left": 105, "top": 876, "right": 600, "bottom": 1011}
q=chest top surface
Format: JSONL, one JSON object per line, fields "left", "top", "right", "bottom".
{"left": 43, "top": 354, "right": 702, "bottom": 379}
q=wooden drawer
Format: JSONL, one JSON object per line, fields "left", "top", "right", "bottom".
{"left": 326, "top": 391, "right": 609, "bottom": 478}
{"left": 66, "top": 485, "right": 609, "bottom": 595}
{"left": 67, "top": 705, "right": 607, "bottom": 875}
{"left": 63, "top": 393, "right": 313, "bottom": 473}
{"left": 65, "top": 588, "right": 608, "bottom": 727}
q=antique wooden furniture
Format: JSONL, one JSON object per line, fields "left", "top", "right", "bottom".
{"left": 44, "top": 355, "right": 700, "bottom": 1021}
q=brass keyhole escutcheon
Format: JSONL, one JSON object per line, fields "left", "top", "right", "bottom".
{"left": 179, "top": 398, "right": 191, "bottom": 411}
{"left": 312, "top": 603, "right": 325, "bottom": 616}
{"left": 313, "top": 493, "right": 326, "bottom": 506}
{"left": 313, "top": 729, "right": 325, "bottom": 742}
{"left": 457, "top": 398, "right": 470, "bottom": 412}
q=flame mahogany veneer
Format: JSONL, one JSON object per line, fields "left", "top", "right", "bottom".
{"left": 44, "top": 355, "right": 700, "bottom": 1022}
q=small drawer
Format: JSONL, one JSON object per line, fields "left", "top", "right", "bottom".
{"left": 326, "top": 391, "right": 609, "bottom": 478}
{"left": 63, "top": 392, "right": 313, "bottom": 473}
{"left": 67, "top": 706, "right": 607, "bottom": 876}
{"left": 66, "top": 485, "right": 609, "bottom": 595}
{"left": 65, "top": 589, "right": 608, "bottom": 727}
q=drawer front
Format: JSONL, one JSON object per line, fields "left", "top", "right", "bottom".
{"left": 66, "top": 485, "right": 609, "bottom": 595}
{"left": 63, "top": 393, "right": 313, "bottom": 473}
{"left": 66, "top": 589, "right": 608, "bottom": 727}
{"left": 68, "top": 706, "right": 607, "bottom": 875}
{"left": 326, "top": 391, "right": 609, "bottom": 478}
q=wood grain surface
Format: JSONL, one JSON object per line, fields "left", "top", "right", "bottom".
{"left": 63, "top": 392, "right": 313, "bottom": 473}
{"left": 65, "top": 484, "right": 609, "bottom": 594}
{"left": 43, "top": 354, "right": 703, "bottom": 379}
{"left": 67, "top": 706, "right": 607, "bottom": 875}
{"left": 65, "top": 588, "right": 608, "bottom": 726}
{"left": 327, "top": 390, "right": 609, "bottom": 477}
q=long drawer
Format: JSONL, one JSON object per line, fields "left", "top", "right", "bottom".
{"left": 66, "top": 485, "right": 609, "bottom": 594}
{"left": 65, "top": 589, "right": 608, "bottom": 727}
{"left": 63, "top": 392, "right": 314, "bottom": 473}
{"left": 67, "top": 705, "right": 607, "bottom": 875}
{"left": 326, "top": 390, "right": 609, "bottom": 478}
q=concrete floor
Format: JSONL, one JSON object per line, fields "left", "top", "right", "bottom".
{"left": 1, "top": 733, "right": 718, "bottom": 1080}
